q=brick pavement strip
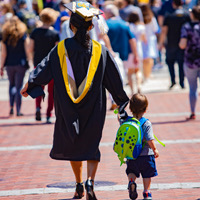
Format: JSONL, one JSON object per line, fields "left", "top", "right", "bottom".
{"left": 1, "top": 91, "right": 200, "bottom": 199}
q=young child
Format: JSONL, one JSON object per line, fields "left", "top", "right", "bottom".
{"left": 126, "top": 93, "right": 159, "bottom": 200}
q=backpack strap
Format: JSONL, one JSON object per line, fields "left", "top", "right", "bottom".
{"left": 126, "top": 117, "right": 140, "bottom": 124}
{"left": 140, "top": 117, "right": 166, "bottom": 147}
{"left": 139, "top": 117, "right": 148, "bottom": 126}
{"left": 154, "top": 134, "right": 166, "bottom": 147}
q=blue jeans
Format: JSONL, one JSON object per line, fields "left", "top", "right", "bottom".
{"left": 166, "top": 48, "right": 185, "bottom": 87}
{"left": 6, "top": 66, "right": 26, "bottom": 113}
{"left": 184, "top": 64, "right": 200, "bottom": 113}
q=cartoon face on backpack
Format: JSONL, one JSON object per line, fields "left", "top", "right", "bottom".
{"left": 114, "top": 118, "right": 146, "bottom": 166}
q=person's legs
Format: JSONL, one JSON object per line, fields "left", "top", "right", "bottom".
{"left": 143, "top": 58, "right": 154, "bottom": 80}
{"left": 143, "top": 177, "right": 151, "bottom": 191}
{"left": 127, "top": 69, "right": 134, "bottom": 95}
{"left": 135, "top": 70, "right": 143, "bottom": 93}
{"left": 85, "top": 160, "right": 99, "bottom": 200}
{"left": 141, "top": 155, "right": 158, "bottom": 199}
{"left": 46, "top": 79, "right": 54, "bottom": 123}
{"left": 87, "top": 160, "right": 98, "bottom": 181}
{"left": 35, "top": 85, "right": 45, "bottom": 121}
{"left": 126, "top": 159, "right": 140, "bottom": 200}
{"left": 70, "top": 161, "right": 83, "bottom": 183}
{"left": 177, "top": 49, "right": 185, "bottom": 88}
{"left": 178, "top": 60, "right": 185, "bottom": 88}
{"left": 36, "top": 96, "right": 42, "bottom": 110}
{"left": 143, "top": 178, "right": 152, "bottom": 199}
{"left": 127, "top": 173, "right": 138, "bottom": 200}
{"left": 6, "top": 67, "right": 16, "bottom": 115}
{"left": 15, "top": 67, "right": 26, "bottom": 115}
{"left": 184, "top": 64, "right": 199, "bottom": 118}
{"left": 70, "top": 161, "right": 85, "bottom": 199}
{"left": 166, "top": 49, "right": 176, "bottom": 88}
{"left": 127, "top": 173, "right": 137, "bottom": 182}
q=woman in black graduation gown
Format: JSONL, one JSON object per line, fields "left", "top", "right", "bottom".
{"left": 21, "top": 1, "right": 129, "bottom": 199}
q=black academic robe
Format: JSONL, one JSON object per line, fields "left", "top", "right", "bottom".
{"left": 27, "top": 38, "right": 129, "bottom": 161}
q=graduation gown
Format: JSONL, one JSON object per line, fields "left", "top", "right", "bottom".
{"left": 27, "top": 37, "right": 129, "bottom": 161}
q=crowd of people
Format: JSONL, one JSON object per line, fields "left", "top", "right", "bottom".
{"left": 1, "top": 0, "right": 200, "bottom": 120}
{"left": 0, "top": 0, "right": 200, "bottom": 120}
{"left": 0, "top": 0, "right": 200, "bottom": 199}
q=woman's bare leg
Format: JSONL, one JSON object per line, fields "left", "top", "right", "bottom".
{"left": 143, "top": 58, "right": 154, "bottom": 79}
{"left": 127, "top": 69, "right": 134, "bottom": 96}
{"left": 85, "top": 160, "right": 99, "bottom": 199}
{"left": 135, "top": 70, "right": 143, "bottom": 93}
{"left": 70, "top": 161, "right": 83, "bottom": 183}
{"left": 70, "top": 161, "right": 84, "bottom": 198}
{"left": 87, "top": 160, "right": 99, "bottom": 181}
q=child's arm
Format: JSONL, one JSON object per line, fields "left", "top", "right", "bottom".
{"left": 147, "top": 140, "right": 159, "bottom": 158}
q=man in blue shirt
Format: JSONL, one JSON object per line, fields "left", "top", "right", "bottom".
{"left": 104, "top": 4, "right": 138, "bottom": 64}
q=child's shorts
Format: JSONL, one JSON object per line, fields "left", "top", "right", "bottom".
{"left": 126, "top": 155, "right": 158, "bottom": 178}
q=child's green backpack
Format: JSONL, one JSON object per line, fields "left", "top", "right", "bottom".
{"left": 114, "top": 117, "right": 147, "bottom": 166}
{"left": 114, "top": 117, "right": 165, "bottom": 166}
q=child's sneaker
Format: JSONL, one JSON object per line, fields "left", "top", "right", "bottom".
{"left": 128, "top": 181, "right": 138, "bottom": 199}
{"left": 143, "top": 191, "right": 152, "bottom": 200}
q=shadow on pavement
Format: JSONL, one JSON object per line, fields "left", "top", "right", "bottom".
{"left": 0, "top": 122, "right": 53, "bottom": 127}
{"left": 0, "top": 116, "right": 10, "bottom": 119}
{"left": 58, "top": 199, "right": 74, "bottom": 200}
{"left": 47, "top": 181, "right": 117, "bottom": 189}
{"left": 152, "top": 119, "right": 188, "bottom": 125}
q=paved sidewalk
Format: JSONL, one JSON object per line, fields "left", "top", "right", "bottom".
{"left": 0, "top": 65, "right": 200, "bottom": 200}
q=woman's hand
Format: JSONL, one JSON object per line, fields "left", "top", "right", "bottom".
{"left": 20, "top": 82, "right": 29, "bottom": 97}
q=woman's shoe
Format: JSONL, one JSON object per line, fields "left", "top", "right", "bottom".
{"left": 186, "top": 114, "right": 196, "bottom": 120}
{"left": 17, "top": 112, "right": 23, "bottom": 116}
{"left": 9, "top": 108, "right": 14, "bottom": 115}
{"left": 85, "top": 179, "right": 97, "bottom": 200}
{"left": 73, "top": 182, "right": 84, "bottom": 199}
{"left": 169, "top": 82, "right": 176, "bottom": 90}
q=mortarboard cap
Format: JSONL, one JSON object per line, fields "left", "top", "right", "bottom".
{"left": 64, "top": 1, "right": 102, "bottom": 21}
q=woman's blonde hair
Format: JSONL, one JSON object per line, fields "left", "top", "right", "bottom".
{"left": 2, "top": 16, "right": 27, "bottom": 47}
{"left": 39, "top": 8, "right": 59, "bottom": 25}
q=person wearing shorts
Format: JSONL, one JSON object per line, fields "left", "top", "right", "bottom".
{"left": 125, "top": 93, "right": 159, "bottom": 200}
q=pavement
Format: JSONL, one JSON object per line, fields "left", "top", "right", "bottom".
{"left": 0, "top": 63, "right": 200, "bottom": 200}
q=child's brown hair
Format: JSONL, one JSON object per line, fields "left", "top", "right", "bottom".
{"left": 129, "top": 93, "right": 148, "bottom": 118}
{"left": 128, "top": 12, "right": 140, "bottom": 24}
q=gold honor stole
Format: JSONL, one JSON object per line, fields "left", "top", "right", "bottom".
{"left": 57, "top": 39, "right": 102, "bottom": 103}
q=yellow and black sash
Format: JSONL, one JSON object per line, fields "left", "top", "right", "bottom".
{"left": 57, "top": 39, "right": 102, "bottom": 103}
